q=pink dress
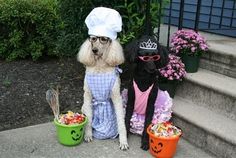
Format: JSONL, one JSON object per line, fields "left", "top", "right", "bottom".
{"left": 122, "top": 81, "right": 173, "bottom": 135}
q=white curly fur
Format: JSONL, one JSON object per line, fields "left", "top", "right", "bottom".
{"left": 77, "top": 39, "right": 129, "bottom": 150}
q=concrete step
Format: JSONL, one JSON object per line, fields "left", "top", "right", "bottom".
{"left": 0, "top": 122, "right": 214, "bottom": 158}
{"left": 172, "top": 96, "right": 236, "bottom": 158}
{"left": 200, "top": 39, "right": 236, "bottom": 78}
{"left": 176, "top": 68, "right": 236, "bottom": 121}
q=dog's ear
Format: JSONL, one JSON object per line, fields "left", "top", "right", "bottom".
{"left": 155, "top": 45, "right": 169, "bottom": 69}
{"left": 77, "top": 39, "right": 95, "bottom": 66}
{"left": 124, "top": 39, "right": 139, "bottom": 63}
{"left": 105, "top": 40, "right": 125, "bottom": 66}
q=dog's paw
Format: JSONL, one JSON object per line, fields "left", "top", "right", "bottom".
{"left": 84, "top": 127, "right": 93, "bottom": 142}
{"left": 84, "top": 135, "right": 93, "bottom": 142}
{"left": 141, "top": 142, "right": 149, "bottom": 151}
{"left": 119, "top": 142, "right": 129, "bottom": 150}
{"left": 119, "top": 133, "right": 129, "bottom": 150}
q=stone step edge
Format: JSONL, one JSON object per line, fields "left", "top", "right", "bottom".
{"left": 207, "top": 41, "right": 236, "bottom": 59}
{"left": 200, "top": 58, "right": 234, "bottom": 69}
{"left": 173, "top": 96, "right": 236, "bottom": 145}
{"left": 199, "top": 58, "right": 236, "bottom": 79}
{"left": 201, "top": 49, "right": 236, "bottom": 67}
{"left": 184, "top": 68, "right": 236, "bottom": 98}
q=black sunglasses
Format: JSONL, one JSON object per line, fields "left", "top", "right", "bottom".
{"left": 89, "top": 36, "right": 111, "bottom": 44}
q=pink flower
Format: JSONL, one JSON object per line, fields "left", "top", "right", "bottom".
{"left": 167, "top": 70, "right": 172, "bottom": 75}
{"left": 191, "top": 47, "right": 196, "bottom": 52}
{"left": 158, "top": 54, "right": 187, "bottom": 81}
{"left": 170, "top": 29, "right": 208, "bottom": 55}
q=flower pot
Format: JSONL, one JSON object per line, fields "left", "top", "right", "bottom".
{"left": 180, "top": 54, "right": 200, "bottom": 73}
{"left": 54, "top": 117, "right": 87, "bottom": 146}
{"left": 147, "top": 124, "right": 182, "bottom": 158}
{"left": 158, "top": 80, "right": 178, "bottom": 98}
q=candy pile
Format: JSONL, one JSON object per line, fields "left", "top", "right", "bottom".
{"left": 58, "top": 111, "right": 86, "bottom": 125}
{"left": 150, "top": 122, "right": 181, "bottom": 137}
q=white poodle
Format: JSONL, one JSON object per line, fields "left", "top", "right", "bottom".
{"left": 77, "top": 36, "right": 129, "bottom": 150}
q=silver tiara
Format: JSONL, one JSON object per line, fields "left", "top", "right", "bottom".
{"left": 139, "top": 39, "right": 157, "bottom": 50}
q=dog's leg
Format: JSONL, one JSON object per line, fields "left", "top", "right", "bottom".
{"left": 81, "top": 80, "right": 93, "bottom": 142}
{"left": 111, "top": 78, "right": 129, "bottom": 150}
{"left": 141, "top": 83, "right": 158, "bottom": 150}
{"left": 125, "top": 81, "right": 135, "bottom": 136}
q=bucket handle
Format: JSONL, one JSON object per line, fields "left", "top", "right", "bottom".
{"left": 175, "top": 125, "right": 183, "bottom": 137}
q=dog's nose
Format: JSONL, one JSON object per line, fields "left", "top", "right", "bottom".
{"left": 92, "top": 48, "right": 98, "bottom": 54}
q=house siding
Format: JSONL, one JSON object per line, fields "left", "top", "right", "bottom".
{"left": 164, "top": 0, "right": 236, "bottom": 37}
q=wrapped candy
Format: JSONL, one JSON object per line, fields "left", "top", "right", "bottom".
{"left": 150, "top": 122, "right": 181, "bottom": 137}
{"left": 58, "top": 111, "right": 86, "bottom": 125}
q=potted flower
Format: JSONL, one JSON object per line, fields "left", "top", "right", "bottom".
{"left": 170, "top": 29, "right": 208, "bottom": 73}
{"left": 158, "top": 54, "right": 186, "bottom": 98}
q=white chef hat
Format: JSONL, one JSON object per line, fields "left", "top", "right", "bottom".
{"left": 85, "top": 7, "right": 122, "bottom": 40}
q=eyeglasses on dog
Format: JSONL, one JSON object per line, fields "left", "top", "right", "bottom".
{"left": 138, "top": 55, "right": 160, "bottom": 61}
{"left": 89, "top": 36, "right": 111, "bottom": 44}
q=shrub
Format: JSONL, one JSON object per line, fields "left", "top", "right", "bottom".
{"left": 0, "top": 0, "right": 61, "bottom": 61}
{"left": 0, "top": 0, "right": 170, "bottom": 60}
{"left": 55, "top": 0, "right": 127, "bottom": 56}
{"left": 55, "top": 0, "right": 94, "bottom": 57}
{"left": 56, "top": 0, "right": 170, "bottom": 55}
{"left": 115, "top": 0, "right": 169, "bottom": 45}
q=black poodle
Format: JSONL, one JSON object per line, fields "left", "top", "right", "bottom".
{"left": 124, "top": 35, "right": 169, "bottom": 150}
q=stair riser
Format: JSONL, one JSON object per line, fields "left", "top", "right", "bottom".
{"left": 172, "top": 115, "right": 236, "bottom": 158}
{"left": 176, "top": 81, "right": 236, "bottom": 120}
{"left": 200, "top": 58, "right": 236, "bottom": 78}
{"left": 202, "top": 50, "right": 236, "bottom": 67}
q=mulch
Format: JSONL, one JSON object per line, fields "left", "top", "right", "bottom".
{"left": 0, "top": 57, "right": 131, "bottom": 131}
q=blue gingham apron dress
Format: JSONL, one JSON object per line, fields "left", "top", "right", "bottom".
{"left": 85, "top": 69, "right": 121, "bottom": 139}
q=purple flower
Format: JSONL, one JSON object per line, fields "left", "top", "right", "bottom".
{"left": 170, "top": 29, "right": 208, "bottom": 55}
{"left": 167, "top": 70, "right": 172, "bottom": 75}
{"left": 191, "top": 47, "right": 196, "bottom": 52}
{"left": 159, "top": 54, "right": 187, "bottom": 81}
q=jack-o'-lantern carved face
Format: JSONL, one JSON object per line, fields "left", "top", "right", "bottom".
{"left": 71, "top": 128, "right": 83, "bottom": 141}
{"left": 150, "top": 139, "right": 163, "bottom": 154}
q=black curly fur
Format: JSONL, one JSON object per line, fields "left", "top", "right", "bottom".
{"left": 124, "top": 35, "right": 169, "bottom": 150}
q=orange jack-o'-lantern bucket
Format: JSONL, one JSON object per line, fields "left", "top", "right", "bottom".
{"left": 147, "top": 124, "right": 182, "bottom": 158}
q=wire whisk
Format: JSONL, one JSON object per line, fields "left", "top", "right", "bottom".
{"left": 46, "top": 87, "right": 60, "bottom": 120}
